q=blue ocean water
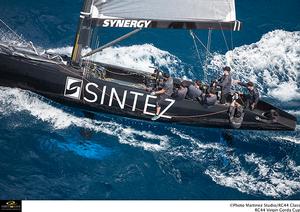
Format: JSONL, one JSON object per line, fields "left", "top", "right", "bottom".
{"left": 0, "top": 0, "right": 300, "bottom": 200}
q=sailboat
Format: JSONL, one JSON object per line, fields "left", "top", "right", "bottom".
{"left": 0, "top": 0, "right": 296, "bottom": 131}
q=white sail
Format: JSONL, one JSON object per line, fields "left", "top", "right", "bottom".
{"left": 88, "top": 0, "right": 240, "bottom": 30}
{"left": 93, "top": 0, "right": 236, "bottom": 21}
{"left": 71, "top": 0, "right": 241, "bottom": 65}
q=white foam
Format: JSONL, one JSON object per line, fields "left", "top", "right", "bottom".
{"left": 208, "top": 30, "right": 300, "bottom": 102}
{"left": 269, "top": 82, "right": 300, "bottom": 102}
{"left": 164, "top": 129, "right": 300, "bottom": 198}
{"left": 272, "top": 136, "right": 300, "bottom": 144}
{"left": 47, "top": 44, "right": 190, "bottom": 78}
{"left": 0, "top": 86, "right": 169, "bottom": 152}
{"left": 245, "top": 153, "right": 270, "bottom": 177}
{"left": 287, "top": 110, "right": 300, "bottom": 116}
{"left": 118, "top": 127, "right": 169, "bottom": 151}
{"left": 46, "top": 46, "right": 92, "bottom": 59}
{"left": 170, "top": 128, "right": 222, "bottom": 151}
{"left": 205, "top": 153, "right": 300, "bottom": 197}
{"left": 0, "top": 30, "right": 26, "bottom": 47}
{"left": 46, "top": 46, "right": 73, "bottom": 56}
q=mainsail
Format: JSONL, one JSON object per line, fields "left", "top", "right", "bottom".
{"left": 90, "top": 0, "right": 241, "bottom": 31}
{"left": 71, "top": 0, "right": 241, "bottom": 65}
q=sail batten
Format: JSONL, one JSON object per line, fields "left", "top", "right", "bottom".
{"left": 88, "top": 0, "right": 240, "bottom": 30}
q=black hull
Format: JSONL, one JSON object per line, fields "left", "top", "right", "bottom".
{"left": 0, "top": 51, "right": 296, "bottom": 131}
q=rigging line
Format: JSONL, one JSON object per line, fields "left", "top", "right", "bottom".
{"left": 189, "top": 30, "right": 203, "bottom": 68}
{"left": 91, "top": 33, "right": 100, "bottom": 64}
{"left": 192, "top": 32, "right": 214, "bottom": 57}
{"left": 203, "top": 29, "right": 212, "bottom": 82}
{"left": 83, "top": 28, "right": 142, "bottom": 58}
{"left": 219, "top": 22, "right": 230, "bottom": 51}
{"left": 230, "top": 29, "right": 234, "bottom": 50}
{"left": 207, "top": 29, "right": 212, "bottom": 52}
{"left": 190, "top": 30, "right": 215, "bottom": 82}
{"left": 0, "top": 27, "right": 4, "bottom": 35}
{"left": 0, "top": 18, "right": 25, "bottom": 43}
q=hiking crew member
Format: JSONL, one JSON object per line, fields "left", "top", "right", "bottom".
{"left": 228, "top": 92, "right": 245, "bottom": 129}
{"left": 151, "top": 73, "right": 173, "bottom": 120}
{"left": 235, "top": 81, "right": 260, "bottom": 110}
{"left": 203, "top": 87, "right": 218, "bottom": 106}
{"left": 217, "top": 66, "right": 232, "bottom": 104}
{"left": 172, "top": 82, "right": 188, "bottom": 100}
{"left": 186, "top": 80, "right": 203, "bottom": 101}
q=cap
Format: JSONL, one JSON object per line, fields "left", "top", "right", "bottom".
{"left": 223, "top": 66, "right": 231, "bottom": 72}
{"left": 247, "top": 81, "right": 254, "bottom": 87}
{"left": 195, "top": 80, "right": 202, "bottom": 87}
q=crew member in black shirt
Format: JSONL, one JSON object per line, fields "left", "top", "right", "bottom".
{"left": 151, "top": 73, "right": 174, "bottom": 120}
{"left": 235, "top": 80, "right": 260, "bottom": 110}
{"left": 216, "top": 66, "right": 232, "bottom": 104}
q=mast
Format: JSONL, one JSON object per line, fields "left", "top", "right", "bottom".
{"left": 71, "top": 0, "right": 94, "bottom": 67}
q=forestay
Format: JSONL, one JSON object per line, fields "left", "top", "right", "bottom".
{"left": 86, "top": 0, "right": 241, "bottom": 31}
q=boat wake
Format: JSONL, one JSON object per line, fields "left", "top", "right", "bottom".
{"left": 166, "top": 128, "right": 300, "bottom": 198}
{"left": 205, "top": 153, "right": 300, "bottom": 198}
{"left": 0, "top": 87, "right": 169, "bottom": 152}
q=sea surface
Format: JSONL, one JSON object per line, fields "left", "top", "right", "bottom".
{"left": 0, "top": 0, "right": 300, "bottom": 200}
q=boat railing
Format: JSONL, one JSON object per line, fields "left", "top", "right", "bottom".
{"left": 0, "top": 18, "right": 69, "bottom": 65}
{"left": 0, "top": 18, "right": 29, "bottom": 47}
{"left": 0, "top": 17, "right": 41, "bottom": 55}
